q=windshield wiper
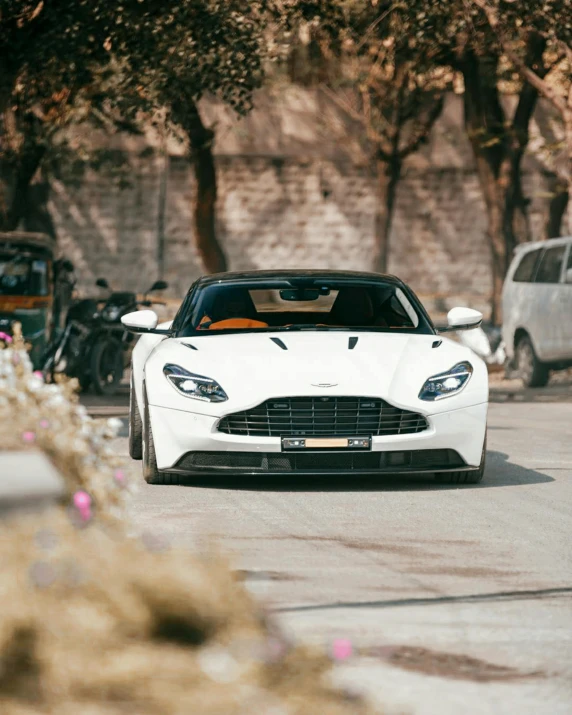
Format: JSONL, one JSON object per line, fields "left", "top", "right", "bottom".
{"left": 280, "top": 324, "right": 331, "bottom": 331}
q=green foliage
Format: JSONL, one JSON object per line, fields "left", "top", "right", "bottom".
{"left": 0, "top": 1, "right": 283, "bottom": 228}
{"left": 0, "top": 1, "right": 273, "bottom": 127}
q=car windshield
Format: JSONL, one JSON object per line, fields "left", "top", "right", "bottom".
{"left": 176, "top": 276, "right": 434, "bottom": 336}
{"left": 0, "top": 253, "right": 49, "bottom": 296}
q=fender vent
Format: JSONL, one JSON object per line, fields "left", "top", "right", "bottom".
{"left": 348, "top": 337, "right": 359, "bottom": 350}
{"left": 270, "top": 337, "right": 287, "bottom": 351}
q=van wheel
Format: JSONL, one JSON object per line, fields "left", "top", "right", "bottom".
{"left": 515, "top": 335, "right": 549, "bottom": 388}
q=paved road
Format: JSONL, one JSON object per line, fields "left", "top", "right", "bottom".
{"left": 105, "top": 399, "right": 572, "bottom": 714}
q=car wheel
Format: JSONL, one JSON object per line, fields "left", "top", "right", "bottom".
{"left": 515, "top": 335, "right": 549, "bottom": 388}
{"left": 91, "top": 337, "right": 124, "bottom": 396}
{"left": 436, "top": 434, "right": 487, "bottom": 485}
{"left": 129, "top": 375, "right": 143, "bottom": 460}
{"left": 142, "top": 386, "right": 179, "bottom": 485}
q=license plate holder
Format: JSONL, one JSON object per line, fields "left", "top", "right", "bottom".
{"left": 282, "top": 436, "right": 371, "bottom": 450}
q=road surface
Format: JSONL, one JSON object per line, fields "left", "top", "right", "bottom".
{"left": 100, "top": 391, "right": 572, "bottom": 714}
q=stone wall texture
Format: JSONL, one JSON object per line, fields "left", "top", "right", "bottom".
{"left": 47, "top": 91, "right": 569, "bottom": 320}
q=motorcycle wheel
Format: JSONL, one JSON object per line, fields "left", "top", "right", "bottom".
{"left": 78, "top": 373, "right": 92, "bottom": 392}
{"left": 91, "top": 337, "right": 124, "bottom": 396}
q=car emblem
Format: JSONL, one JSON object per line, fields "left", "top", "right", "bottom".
{"left": 311, "top": 383, "right": 338, "bottom": 388}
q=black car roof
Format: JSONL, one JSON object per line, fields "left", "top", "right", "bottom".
{"left": 194, "top": 269, "right": 404, "bottom": 287}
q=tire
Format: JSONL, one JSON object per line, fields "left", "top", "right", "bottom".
{"left": 515, "top": 334, "right": 549, "bottom": 388}
{"left": 436, "top": 435, "right": 487, "bottom": 485}
{"left": 78, "top": 373, "right": 92, "bottom": 393}
{"left": 129, "top": 375, "right": 143, "bottom": 460}
{"left": 91, "top": 337, "right": 124, "bottom": 396}
{"left": 142, "top": 386, "right": 179, "bottom": 485}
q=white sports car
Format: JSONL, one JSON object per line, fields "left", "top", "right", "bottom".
{"left": 122, "top": 270, "right": 488, "bottom": 485}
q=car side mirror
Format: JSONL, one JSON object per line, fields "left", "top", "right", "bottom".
{"left": 436, "top": 307, "right": 483, "bottom": 333}
{"left": 149, "top": 280, "right": 168, "bottom": 292}
{"left": 96, "top": 278, "right": 110, "bottom": 289}
{"left": 121, "top": 310, "right": 170, "bottom": 335}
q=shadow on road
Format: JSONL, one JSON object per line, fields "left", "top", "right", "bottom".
{"left": 174, "top": 450, "right": 554, "bottom": 493}
{"left": 489, "top": 382, "right": 572, "bottom": 404}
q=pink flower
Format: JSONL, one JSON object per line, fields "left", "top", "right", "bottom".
{"left": 0, "top": 332, "right": 12, "bottom": 343}
{"left": 73, "top": 491, "right": 93, "bottom": 523}
{"left": 332, "top": 639, "right": 353, "bottom": 661}
{"left": 114, "top": 469, "right": 125, "bottom": 485}
{"left": 22, "top": 431, "right": 36, "bottom": 444}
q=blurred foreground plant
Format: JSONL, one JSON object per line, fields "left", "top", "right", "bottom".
{"left": 0, "top": 323, "right": 130, "bottom": 518}
{"left": 0, "top": 325, "right": 376, "bottom": 714}
{"left": 0, "top": 512, "right": 375, "bottom": 715}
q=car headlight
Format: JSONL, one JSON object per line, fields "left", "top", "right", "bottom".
{"left": 163, "top": 364, "right": 228, "bottom": 402}
{"left": 419, "top": 361, "right": 473, "bottom": 401}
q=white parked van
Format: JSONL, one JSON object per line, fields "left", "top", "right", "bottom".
{"left": 502, "top": 236, "right": 572, "bottom": 387}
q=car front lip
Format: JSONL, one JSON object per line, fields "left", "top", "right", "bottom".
{"left": 148, "top": 401, "right": 488, "bottom": 473}
{"left": 167, "top": 447, "right": 474, "bottom": 477}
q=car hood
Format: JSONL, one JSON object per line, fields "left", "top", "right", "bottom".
{"left": 147, "top": 331, "right": 486, "bottom": 415}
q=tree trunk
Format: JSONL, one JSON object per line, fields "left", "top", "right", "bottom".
{"left": 458, "top": 48, "right": 542, "bottom": 325}
{"left": 564, "top": 106, "right": 572, "bottom": 235}
{"left": 0, "top": 145, "right": 46, "bottom": 232}
{"left": 545, "top": 176, "right": 569, "bottom": 238}
{"left": 0, "top": 110, "right": 46, "bottom": 232}
{"left": 373, "top": 156, "right": 401, "bottom": 274}
{"left": 22, "top": 178, "right": 57, "bottom": 239}
{"left": 502, "top": 150, "right": 531, "bottom": 253}
{"left": 473, "top": 153, "right": 506, "bottom": 325}
{"left": 173, "top": 102, "right": 227, "bottom": 274}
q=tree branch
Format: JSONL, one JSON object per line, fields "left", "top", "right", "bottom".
{"left": 472, "top": 0, "right": 567, "bottom": 115}
{"left": 398, "top": 95, "right": 445, "bottom": 158}
{"left": 319, "top": 84, "right": 393, "bottom": 156}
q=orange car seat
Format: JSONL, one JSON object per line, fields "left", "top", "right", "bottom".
{"left": 208, "top": 318, "right": 268, "bottom": 330}
{"left": 197, "top": 287, "right": 268, "bottom": 330}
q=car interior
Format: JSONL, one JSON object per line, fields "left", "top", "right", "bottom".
{"left": 191, "top": 284, "right": 418, "bottom": 331}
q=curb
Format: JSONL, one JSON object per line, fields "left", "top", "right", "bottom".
{"left": 0, "top": 451, "right": 66, "bottom": 516}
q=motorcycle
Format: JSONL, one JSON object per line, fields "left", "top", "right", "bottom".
{"left": 41, "top": 278, "right": 168, "bottom": 395}
{"left": 41, "top": 295, "right": 101, "bottom": 389}
{"left": 89, "top": 278, "right": 168, "bottom": 396}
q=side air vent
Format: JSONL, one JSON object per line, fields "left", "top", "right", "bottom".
{"left": 348, "top": 337, "right": 358, "bottom": 350}
{"left": 183, "top": 342, "right": 198, "bottom": 351}
{"left": 432, "top": 340, "right": 442, "bottom": 349}
{"left": 270, "top": 337, "right": 288, "bottom": 351}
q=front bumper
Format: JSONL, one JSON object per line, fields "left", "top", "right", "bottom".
{"left": 149, "top": 402, "right": 488, "bottom": 474}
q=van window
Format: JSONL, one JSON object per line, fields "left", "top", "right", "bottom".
{"left": 513, "top": 249, "right": 541, "bottom": 282}
{"left": 534, "top": 245, "right": 566, "bottom": 284}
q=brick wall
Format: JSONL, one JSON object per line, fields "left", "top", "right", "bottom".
{"left": 47, "top": 92, "right": 567, "bottom": 321}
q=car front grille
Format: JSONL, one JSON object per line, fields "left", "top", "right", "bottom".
{"left": 174, "top": 449, "right": 464, "bottom": 473}
{"left": 217, "top": 396, "right": 428, "bottom": 437}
